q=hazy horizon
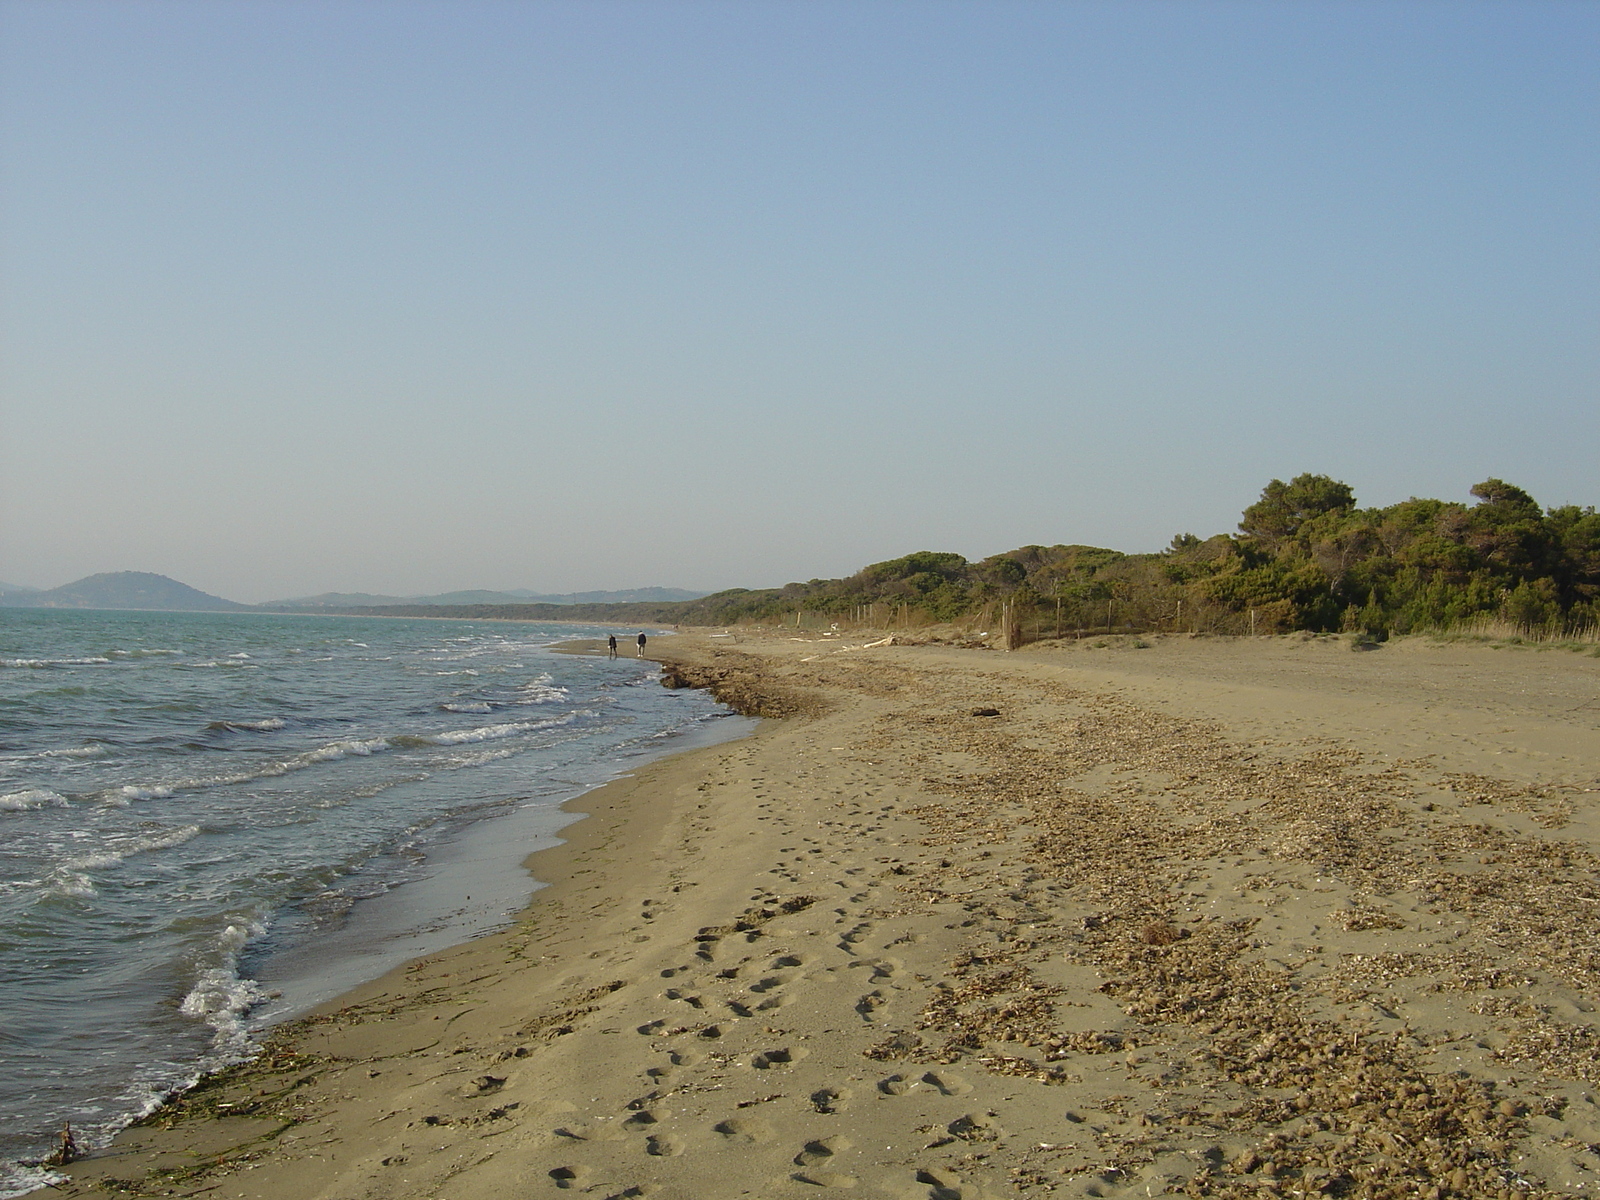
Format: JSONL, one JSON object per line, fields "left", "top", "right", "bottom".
{"left": 0, "top": 572, "right": 711, "bottom": 606}
{"left": 3, "top": 1, "right": 1596, "bottom": 605}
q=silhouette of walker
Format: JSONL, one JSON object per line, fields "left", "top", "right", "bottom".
{"left": 636, "top": 633, "right": 647, "bottom": 657}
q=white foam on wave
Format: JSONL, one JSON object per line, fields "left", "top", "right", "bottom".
{"left": 426, "top": 721, "right": 529, "bottom": 745}
{"left": 42, "top": 743, "right": 109, "bottom": 759}
{"left": 0, "top": 1163, "right": 67, "bottom": 1199}
{"left": 87, "top": 710, "right": 578, "bottom": 811}
{"left": 119, "top": 785, "right": 175, "bottom": 802}
{"left": 179, "top": 918, "right": 270, "bottom": 1061}
{"left": 424, "top": 712, "right": 574, "bottom": 746}
{"left": 41, "top": 825, "right": 204, "bottom": 896}
{"left": 64, "top": 824, "right": 201, "bottom": 872}
{"left": 206, "top": 717, "right": 286, "bottom": 732}
{"left": 100, "top": 734, "right": 397, "bottom": 802}
{"left": 0, "top": 788, "right": 69, "bottom": 811}
{"left": 514, "top": 674, "right": 568, "bottom": 705}
{"left": 442, "top": 702, "right": 493, "bottom": 714}
{"left": 0, "top": 743, "right": 108, "bottom": 765}
{"left": 1, "top": 656, "right": 113, "bottom": 668}
{"left": 303, "top": 737, "right": 390, "bottom": 763}
{"left": 439, "top": 746, "right": 520, "bottom": 770}
{"left": 47, "top": 871, "right": 97, "bottom": 898}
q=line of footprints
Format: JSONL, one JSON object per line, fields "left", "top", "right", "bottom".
{"left": 546, "top": 928, "right": 1005, "bottom": 1199}
{"left": 544, "top": 765, "right": 1007, "bottom": 1196}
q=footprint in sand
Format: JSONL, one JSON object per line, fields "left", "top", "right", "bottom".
{"left": 946, "top": 1112, "right": 1001, "bottom": 1141}
{"left": 748, "top": 972, "right": 795, "bottom": 993}
{"left": 749, "top": 972, "right": 801, "bottom": 1011}
{"left": 751, "top": 1046, "right": 807, "bottom": 1069}
{"left": 791, "top": 1170, "right": 859, "bottom": 1188}
{"left": 548, "top": 1165, "right": 589, "bottom": 1189}
{"left": 794, "top": 1135, "right": 854, "bottom": 1166}
{"left": 663, "top": 988, "right": 704, "bottom": 1008}
{"left": 621, "top": 1110, "right": 660, "bottom": 1130}
{"left": 919, "top": 1070, "right": 973, "bottom": 1096}
{"left": 839, "top": 921, "right": 875, "bottom": 950}
{"left": 772, "top": 953, "right": 811, "bottom": 968}
{"left": 712, "top": 1116, "right": 774, "bottom": 1143}
{"left": 913, "top": 1166, "right": 969, "bottom": 1199}
{"left": 855, "top": 989, "right": 887, "bottom": 1020}
{"left": 810, "top": 1086, "right": 853, "bottom": 1113}
{"left": 878, "top": 1073, "right": 922, "bottom": 1096}
{"left": 644, "top": 1134, "right": 683, "bottom": 1156}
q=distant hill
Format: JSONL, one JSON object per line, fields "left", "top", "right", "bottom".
{"left": 0, "top": 572, "right": 248, "bottom": 612}
{"left": 265, "top": 586, "right": 707, "bottom": 609}
{"left": 0, "top": 581, "right": 40, "bottom": 596}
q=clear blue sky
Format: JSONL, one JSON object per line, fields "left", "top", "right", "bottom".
{"left": 2, "top": 0, "right": 1595, "bottom": 603}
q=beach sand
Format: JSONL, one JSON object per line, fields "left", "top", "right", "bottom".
{"left": 36, "top": 630, "right": 1600, "bottom": 1199}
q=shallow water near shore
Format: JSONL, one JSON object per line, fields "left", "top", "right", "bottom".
{"left": 0, "top": 608, "right": 745, "bottom": 1196}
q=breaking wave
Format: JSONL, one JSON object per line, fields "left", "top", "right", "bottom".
{"left": 0, "top": 789, "right": 69, "bottom": 811}
{"left": 204, "top": 717, "right": 287, "bottom": 732}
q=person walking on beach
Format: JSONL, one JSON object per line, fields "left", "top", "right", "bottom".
{"left": 636, "top": 632, "right": 647, "bottom": 657}
{"left": 607, "top": 635, "right": 618, "bottom": 658}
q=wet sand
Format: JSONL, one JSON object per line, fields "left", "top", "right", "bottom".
{"left": 37, "top": 630, "right": 1600, "bottom": 1199}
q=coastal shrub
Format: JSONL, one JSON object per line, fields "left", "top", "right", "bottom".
{"left": 376, "top": 475, "right": 1596, "bottom": 642}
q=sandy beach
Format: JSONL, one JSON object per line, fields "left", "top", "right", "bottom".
{"left": 37, "top": 630, "right": 1600, "bottom": 1199}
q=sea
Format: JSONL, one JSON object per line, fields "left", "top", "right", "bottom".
{"left": 0, "top": 608, "right": 750, "bottom": 1196}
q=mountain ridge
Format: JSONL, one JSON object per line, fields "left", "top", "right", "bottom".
{"left": 263, "top": 587, "right": 707, "bottom": 609}
{"left": 0, "top": 572, "right": 248, "bottom": 612}
{"left": 0, "top": 573, "right": 709, "bottom": 614}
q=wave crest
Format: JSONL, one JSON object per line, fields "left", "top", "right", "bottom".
{"left": 0, "top": 788, "right": 70, "bottom": 811}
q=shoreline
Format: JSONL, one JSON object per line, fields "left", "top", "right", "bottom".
{"left": 13, "top": 636, "right": 737, "bottom": 1196}
{"left": 33, "top": 630, "right": 1600, "bottom": 1199}
{"left": 32, "top": 638, "right": 766, "bottom": 1197}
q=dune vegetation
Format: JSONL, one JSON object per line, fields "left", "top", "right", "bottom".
{"left": 668, "top": 476, "right": 1600, "bottom": 641}
{"left": 348, "top": 476, "right": 1600, "bottom": 644}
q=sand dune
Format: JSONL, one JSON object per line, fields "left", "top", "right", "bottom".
{"left": 43, "top": 631, "right": 1600, "bottom": 1199}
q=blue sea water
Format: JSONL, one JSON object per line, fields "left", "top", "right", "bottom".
{"left": 0, "top": 609, "right": 747, "bottom": 1195}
